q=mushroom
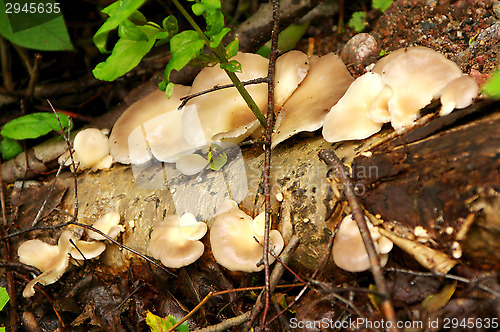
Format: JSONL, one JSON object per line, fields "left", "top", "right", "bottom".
{"left": 274, "top": 50, "right": 310, "bottom": 111}
{"left": 18, "top": 230, "right": 106, "bottom": 297}
{"left": 322, "top": 72, "right": 385, "bottom": 143}
{"left": 380, "top": 47, "right": 463, "bottom": 130}
{"left": 148, "top": 213, "right": 207, "bottom": 268}
{"left": 183, "top": 52, "right": 269, "bottom": 146}
{"left": 332, "top": 214, "right": 393, "bottom": 272}
{"left": 439, "top": 75, "right": 479, "bottom": 116}
{"left": 175, "top": 153, "right": 209, "bottom": 176}
{"left": 210, "top": 200, "right": 284, "bottom": 272}
{"left": 73, "top": 128, "right": 113, "bottom": 169}
{"left": 109, "top": 84, "right": 194, "bottom": 164}
{"left": 272, "top": 53, "right": 354, "bottom": 148}
{"left": 87, "top": 211, "right": 124, "bottom": 241}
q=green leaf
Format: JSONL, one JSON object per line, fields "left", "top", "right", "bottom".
{"left": 257, "top": 22, "right": 309, "bottom": 57}
{"left": 209, "top": 27, "right": 230, "bottom": 48}
{"left": 483, "top": 69, "right": 500, "bottom": 97}
{"left": 162, "top": 16, "right": 179, "bottom": 35}
{"left": 164, "top": 30, "right": 205, "bottom": 82}
{"left": 93, "top": 25, "right": 159, "bottom": 81}
{"left": 204, "top": 8, "right": 225, "bottom": 38}
{"left": 128, "top": 10, "right": 147, "bottom": 25}
{"left": 220, "top": 60, "right": 241, "bottom": 73}
{"left": 145, "top": 311, "right": 189, "bottom": 332}
{"left": 118, "top": 19, "right": 148, "bottom": 41}
{"left": 1, "top": 112, "right": 70, "bottom": 140}
{"left": 0, "top": 1, "right": 73, "bottom": 51}
{"left": 225, "top": 38, "right": 239, "bottom": 58}
{"left": 421, "top": 282, "right": 456, "bottom": 312}
{"left": 208, "top": 144, "right": 227, "bottom": 171}
{"left": 165, "top": 82, "right": 175, "bottom": 98}
{"left": 373, "top": 0, "right": 394, "bottom": 12}
{"left": 93, "top": 0, "right": 147, "bottom": 53}
{"left": 191, "top": 3, "right": 206, "bottom": 16}
{"left": 348, "top": 11, "right": 367, "bottom": 33}
{"left": 0, "top": 138, "right": 23, "bottom": 160}
{"left": 0, "top": 287, "right": 9, "bottom": 311}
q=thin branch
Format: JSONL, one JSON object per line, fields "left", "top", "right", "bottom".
{"left": 27, "top": 54, "right": 42, "bottom": 102}
{"left": 318, "top": 149, "right": 398, "bottom": 332}
{"left": 0, "top": 36, "right": 14, "bottom": 91}
{"left": 178, "top": 77, "right": 268, "bottom": 109}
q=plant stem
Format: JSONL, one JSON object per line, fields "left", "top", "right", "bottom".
{"left": 170, "top": 0, "right": 267, "bottom": 127}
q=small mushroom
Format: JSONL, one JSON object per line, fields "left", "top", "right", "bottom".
{"left": 439, "top": 75, "right": 479, "bottom": 116}
{"left": 109, "top": 84, "right": 194, "bottom": 164}
{"left": 274, "top": 50, "right": 310, "bottom": 110}
{"left": 87, "top": 211, "right": 124, "bottom": 241}
{"left": 380, "top": 47, "right": 463, "bottom": 129}
{"left": 272, "top": 53, "right": 354, "bottom": 148}
{"left": 210, "top": 200, "right": 284, "bottom": 272}
{"left": 175, "top": 153, "right": 209, "bottom": 176}
{"left": 148, "top": 213, "right": 207, "bottom": 268}
{"left": 73, "top": 128, "right": 112, "bottom": 169}
{"left": 322, "top": 72, "right": 385, "bottom": 143}
{"left": 18, "top": 230, "right": 106, "bottom": 297}
{"left": 332, "top": 215, "right": 393, "bottom": 272}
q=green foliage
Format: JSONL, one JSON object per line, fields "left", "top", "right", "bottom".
{"left": 0, "top": 0, "right": 73, "bottom": 51}
{"left": 348, "top": 11, "right": 367, "bottom": 33}
{"left": 0, "top": 112, "right": 71, "bottom": 160}
{"left": 0, "top": 287, "right": 9, "bottom": 332}
{"left": 208, "top": 143, "right": 227, "bottom": 171}
{"left": 373, "top": 0, "right": 394, "bottom": 12}
{"left": 145, "top": 311, "right": 189, "bottom": 332}
{"left": 257, "top": 22, "right": 310, "bottom": 57}
{"left": 483, "top": 68, "right": 500, "bottom": 98}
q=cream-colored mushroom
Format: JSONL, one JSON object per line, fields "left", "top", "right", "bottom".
{"left": 175, "top": 153, "right": 209, "bottom": 176}
{"left": 148, "top": 213, "right": 207, "bottom": 268}
{"left": 332, "top": 215, "right": 393, "bottom": 272}
{"left": 183, "top": 52, "right": 269, "bottom": 146}
{"left": 272, "top": 53, "right": 354, "bottom": 148}
{"left": 73, "top": 128, "right": 112, "bottom": 169}
{"left": 210, "top": 200, "right": 284, "bottom": 272}
{"left": 87, "top": 211, "right": 124, "bottom": 241}
{"left": 380, "top": 47, "right": 463, "bottom": 130}
{"left": 18, "top": 230, "right": 106, "bottom": 297}
{"left": 322, "top": 72, "right": 385, "bottom": 143}
{"left": 274, "top": 50, "right": 310, "bottom": 110}
{"left": 109, "top": 84, "right": 194, "bottom": 164}
{"left": 439, "top": 75, "right": 479, "bottom": 116}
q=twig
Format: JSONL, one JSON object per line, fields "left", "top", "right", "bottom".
{"left": 178, "top": 77, "right": 268, "bottom": 109}
{"left": 27, "top": 54, "right": 42, "bottom": 102}
{"left": 318, "top": 149, "right": 398, "bottom": 331}
{"left": 194, "top": 311, "right": 251, "bottom": 332}
{"left": 0, "top": 156, "right": 7, "bottom": 229}
{"left": 0, "top": 36, "right": 14, "bottom": 91}
{"left": 166, "top": 292, "right": 214, "bottom": 332}
{"left": 31, "top": 163, "right": 64, "bottom": 227}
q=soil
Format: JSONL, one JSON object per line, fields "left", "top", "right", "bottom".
{"left": 1, "top": 0, "right": 499, "bottom": 331}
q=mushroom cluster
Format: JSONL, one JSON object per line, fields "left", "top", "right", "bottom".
{"left": 323, "top": 47, "right": 479, "bottom": 142}
{"left": 332, "top": 214, "right": 393, "bottom": 273}
{"left": 18, "top": 212, "right": 124, "bottom": 297}
{"left": 210, "top": 200, "right": 284, "bottom": 272}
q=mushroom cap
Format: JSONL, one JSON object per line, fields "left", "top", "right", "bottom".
{"left": 87, "top": 211, "right": 124, "bottom": 241}
{"left": 183, "top": 52, "right": 269, "bottom": 145}
{"left": 439, "top": 75, "right": 479, "bottom": 116}
{"left": 74, "top": 128, "right": 110, "bottom": 168}
{"left": 381, "top": 47, "right": 463, "bottom": 129}
{"left": 272, "top": 54, "right": 354, "bottom": 148}
{"left": 274, "top": 50, "right": 310, "bottom": 110}
{"left": 175, "top": 153, "right": 209, "bottom": 176}
{"left": 322, "top": 72, "right": 385, "bottom": 143}
{"left": 332, "top": 215, "right": 392, "bottom": 272}
{"left": 148, "top": 214, "right": 206, "bottom": 268}
{"left": 210, "top": 200, "right": 284, "bottom": 272}
{"left": 69, "top": 240, "right": 106, "bottom": 261}
{"left": 18, "top": 240, "right": 60, "bottom": 272}
{"left": 109, "top": 85, "right": 192, "bottom": 164}
{"left": 368, "top": 85, "right": 393, "bottom": 124}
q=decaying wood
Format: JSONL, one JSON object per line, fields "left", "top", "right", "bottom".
{"left": 353, "top": 99, "right": 500, "bottom": 269}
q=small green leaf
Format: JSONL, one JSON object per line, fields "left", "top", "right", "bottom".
{"left": 421, "top": 282, "right": 456, "bottom": 312}
{"left": 0, "top": 287, "right": 9, "bottom": 311}
{"left": 204, "top": 8, "right": 225, "bottom": 38}
{"left": 145, "top": 311, "right": 189, "bottom": 332}
{"left": 165, "top": 82, "right": 175, "bottom": 98}
{"left": 164, "top": 30, "right": 205, "bottom": 82}
{"left": 118, "top": 19, "right": 148, "bottom": 41}
{"left": 93, "top": 25, "right": 159, "bottom": 81}
{"left": 162, "top": 15, "right": 178, "bottom": 35}
{"left": 220, "top": 60, "right": 241, "bottom": 73}
{"left": 373, "top": 0, "right": 394, "bottom": 12}
{"left": 0, "top": 138, "right": 23, "bottom": 160}
{"left": 209, "top": 27, "right": 230, "bottom": 48}
{"left": 225, "top": 38, "right": 239, "bottom": 58}
{"left": 1, "top": 113, "right": 70, "bottom": 140}
{"left": 93, "top": 0, "right": 147, "bottom": 53}
{"left": 257, "top": 22, "right": 309, "bottom": 57}
{"left": 483, "top": 69, "right": 500, "bottom": 98}
{"left": 348, "top": 11, "right": 367, "bottom": 33}
{"left": 128, "top": 10, "right": 147, "bottom": 25}
{"left": 208, "top": 144, "right": 227, "bottom": 171}
{"left": 192, "top": 3, "right": 206, "bottom": 16}
{"left": 158, "top": 80, "right": 167, "bottom": 91}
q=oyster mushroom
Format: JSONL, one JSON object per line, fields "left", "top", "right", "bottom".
{"left": 148, "top": 213, "right": 207, "bottom": 268}
{"left": 87, "top": 211, "right": 124, "bottom": 241}
{"left": 73, "top": 128, "right": 113, "bottom": 169}
{"left": 439, "top": 75, "right": 479, "bottom": 116}
{"left": 210, "top": 200, "right": 284, "bottom": 272}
